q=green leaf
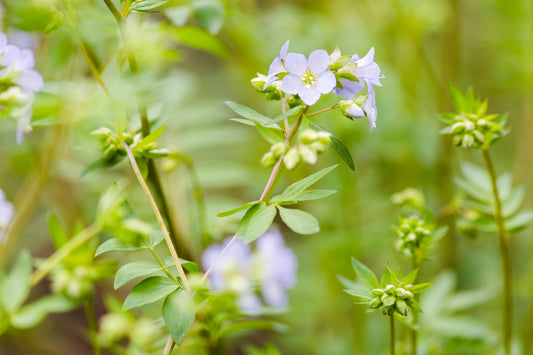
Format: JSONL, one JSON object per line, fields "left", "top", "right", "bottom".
{"left": 0, "top": 250, "right": 32, "bottom": 313}
{"left": 402, "top": 269, "right": 419, "bottom": 285}
{"left": 236, "top": 204, "right": 277, "bottom": 243}
{"left": 192, "top": 0, "right": 225, "bottom": 34}
{"left": 505, "top": 210, "right": 533, "bottom": 232}
{"left": 80, "top": 155, "right": 125, "bottom": 177}
{"left": 351, "top": 258, "right": 379, "bottom": 291}
{"left": 338, "top": 276, "right": 373, "bottom": 299}
{"left": 308, "top": 121, "right": 354, "bottom": 170}
{"left": 217, "top": 201, "right": 260, "bottom": 217}
{"left": 502, "top": 186, "right": 525, "bottom": 217}
{"left": 163, "top": 289, "right": 195, "bottom": 345}
{"left": 254, "top": 123, "right": 284, "bottom": 144}
{"left": 174, "top": 26, "right": 230, "bottom": 57}
{"left": 95, "top": 238, "right": 146, "bottom": 256}
{"left": 123, "top": 276, "right": 179, "bottom": 311}
{"left": 225, "top": 101, "right": 272, "bottom": 125}
{"left": 410, "top": 282, "right": 434, "bottom": 294}
{"left": 270, "top": 189, "right": 336, "bottom": 203}
{"left": 230, "top": 118, "right": 283, "bottom": 130}
{"left": 277, "top": 206, "right": 320, "bottom": 235}
{"left": 114, "top": 261, "right": 163, "bottom": 289}
{"left": 48, "top": 214, "right": 68, "bottom": 249}
{"left": 449, "top": 85, "right": 465, "bottom": 112}
{"left": 270, "top": 106, "right": 303, "bottom": 124}
{"left": 137, "top": 124, "right": 166, "bottom": 149}
{"left": 380, "top": 266, "right": 393, "bottom": 288}
{"left": 132, "top": 0, "right": 171, "bottom": 11}
{"left": 276, "top": 165, "right": 338, "bottom": 201}
{"left": 163, "top": 257, "right": 199, "bottom": 273}
{"left": 147, "top": 231, "right": 165, "bottom": 248}
{"left": 10, "top": 294, "right": 77, "bottom": 329}
{"left": 406, "top": 297, "right": 423, "bottom": 313}
{"left": 165, "top": 6, "right": 191, "bottom": 27}
{"left": 330, "top": 135, "right": 355, "bottom": 171}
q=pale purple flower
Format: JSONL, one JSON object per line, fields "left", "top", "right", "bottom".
{"left": 254, "top": 230, "right": 297, "bottom": 308}
{"left": 0, "top": 189, "right": 14, "bottom": 244}
{"left": 363, "top": 84, "right": 377, "bottom": 131}
{"left": 1, "top": 43, "right": 43, "bottom": 93}
{"left": 334, "top": 47, "right": 382, "bottom": 100}
{"left": 281, "top": 50, "right": 336, "bottom": 106}
{"left": 202, "top": 237, "right": 261, "bottom": 313}
{"left": 264, "top": 41, "right": 290, "bottom": 90}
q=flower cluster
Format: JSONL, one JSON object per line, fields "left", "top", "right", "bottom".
{"left": 253, "top": 41, "right": 382, "bottom": 131}
{"left": 202, "top": 229, "right": 297, "bottom": 314}
{"left": 260, "top": 128, "right": 331, "bottom": 170}
{"left": 51, "top": 260, "right": 114, "bottom": 301}
{"left": 369, "top": 284, "right": 416, "bottom": 316}
{"left": 394, "top": 215, "right": 432, "bottom": 258}
{"left": 0, "top": 189, "right": 14, "bottom": 243}
{"left": 440, "top": 87, "right": 506, "bottom": 149}
{"left": 91, "top": 127, "right": 170, "bottom": 162}
{"left": 0, "top": 32, "right": 43, "bottom": 143}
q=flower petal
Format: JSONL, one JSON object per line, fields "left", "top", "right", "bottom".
{"left": 298, "top": 86, "right": 321, "bottom": 105}
{"left": 357, "top": 47, "right": 375, "bottom": 66}
{"left": 347, "top": 103, "right": 365, "bottom": 118}
{"left": 16, "top": 70, "right": 44, "bottom": 92}
{"left": 267, "top": 56, "right": 285, "bottom": 78}
{"left": 307, "top": 49, "right": 330, "bottom": 74}
{"left": 279, "top": 40, "right": 289, "bottom": 60}
{"left": 281, "top": 74, "right": 304, "bottom": 95}
{"left": 314, "top": 71, "right": 336, "bottom": 94}
{"left": 284, "top": 53, "right": 307, "bottom": 76}
{"left": 334, "top": 79, "right": 365, "bottom": 100}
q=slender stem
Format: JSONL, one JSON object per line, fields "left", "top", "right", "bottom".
{"left": 122, "top": 0, "right": 132, "bottom": 17}
{"left": 259, "top": 107, "right": 307, "bottom": 202}
{"left": 149, "top": 247, "right": 179, "bottom": 283}
{"left": 390, "top": 315, "right": 396, "bottom": 355}
{"left": 30, "top": 224, "right": 102, "bottom": 286}
{"left": 122, "top": 143, "right": 191, "bottom": 293}
{"left": 185, "top": 162, "right": 211, "bottom": 247}
{"left": 306, "top": 104, "right": 339, "bottom": 117}
{"left": 482, "top": 149, "right": 512, "bottom": 355}
{"left": 102, "top": 0, "right": 122, "bottom": 23}
{"left": 163, "top": 336, "right": 175, "bottom": 355}
{"left": 75, "top": 34, "right": 111, "bottom": 100}
{"left": 410, "top": 260, "right": 420, "bottom": 355}
{"left": 84, "top": 294, "right": 102, "bottom": 355}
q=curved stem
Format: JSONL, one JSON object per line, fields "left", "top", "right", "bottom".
{"left": 390, "top": 315, "right": 396, "bottom": 355}
{"left": 482, "top": 149, "right": 512, "bottom": 355}
{"left": 122, "top": 143, "right": 191, "bottom": 293}
{"left": 163, "top": 336, "right": 175, "bottom": 355}
{"left": 30, "top": 224, "right": 102, "bottom": 286}
{"left": 306, "top": 104, "right": 339, "bottom": 117}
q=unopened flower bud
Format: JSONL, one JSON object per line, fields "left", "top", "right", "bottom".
{"left": 260, "top": 152, "right": 276, "bottom": 167}
{"left": 299, "top": 144, "right": 317, "bottom": 164}
{"left": 99, "top": 313, "right": 130, "bottom": 344}
{"left": 251, "top": 74, "right": 268, "bottom": 92}
{"left": 464, "top": 120, "right": 475, "bottom": 131}
{"left": 372, "top": 288, "right": 385, "bottom": 296}
{"left": 271, "top": 142, "right": 287, "bottom": 157}
{"left": 472, "top": 130, "right": 485, "bottom": 143}
{"left": 299, "top": 129, "right": 318, "bottom": 144}
{"left": 462, "top": 134, "right": 474, "bottom": 148}
{"left": 369, "top": 297, "right": 382, "bottom": 309}
{"left": 283, "top": 148, "right": 300, "bottom": 170}
{"left": 477, "top": 118, "right": 488, "bottom": 127}
{"left": 381, "top": 294, "right": 396, "bottom": 308}
{"left": 395, "top": 299, "right": 409, "bottom": 316}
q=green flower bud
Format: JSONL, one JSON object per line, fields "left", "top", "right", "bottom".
{"left": 369, "top": 297, "right": 382, "bottom": 309}
{"left": 299, "top": 144, "right": 317, "bottom": 165}
{"left": 472, "top": 130, "right": 485, "bottom": 143}
{"left": 452, "top": 134, "right": 462, "bottom": 147}
{"left": 477, "top": 118, "right": 488, "bottom": 127}
{"left": 462, "top": 134, "right": 474, "bottom": 148}
{"left": 99, "top": 313, "right": 130, "bottom": 344}
{"left": 382, "top": 294, "right": 396, "bottom": 308}
{"left": 271, "top": 142, "right": 287, "bottom": 157}
{"left": 451, "top": 122, "right": 465, "bottom": 133}
{"left": 384, "top": 284, "right": 395, "bottom": 294}
{"left": 260, "top": 151, "right": 276, "bottom": 167}
{"left": 283, "top": 148, "right": 300, "bottom": 170}
{"left": 463, "top": 120, "right": 475, "bottom": 131}
{"left": 251, "top": 73, "right": 268, "bottom": 92}
{"left": 372, "top": 288, "right": 385, "bottom": 296}
{"left": 130, "top": 318, "right": 161, "bottom": 348}
{"left": 299, "top": 129, "right": 318, "bottom": 144}
{"left": 395, "top": 299, "right": 409, "bottom": 316}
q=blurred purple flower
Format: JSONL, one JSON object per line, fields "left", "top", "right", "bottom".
{"left": 264, "top": 40, "right": 290, "bottom": 90}
{"left": 202, "top": 237, "right": 262, "bottom": 314}
{"left": 281, "top": 50, "right": 336, "bottom": 105}
{"left": 0, "top": 189, "right": 14, "bottom": 244}
{"left": 202, "top": 230, "right": 298, "bottom": 313}
{"left": 334, "top": 47, "right": 382, "bottom": 100}
{"left": 363, "top": 84, "right": 377, "bottom": 131}
{"left": 1, "top": 41, "right": 43, "bottom": 93}
{"left": 254, "top": 230, "right": 297, "bottom": 308}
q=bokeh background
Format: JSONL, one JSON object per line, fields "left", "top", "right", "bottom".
{"left": 0, "top": 0, "right": 532, "bottom": 354}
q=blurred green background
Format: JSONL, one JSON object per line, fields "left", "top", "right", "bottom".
{"left": 0, "top": 0, "right": 532, "bottom": 354}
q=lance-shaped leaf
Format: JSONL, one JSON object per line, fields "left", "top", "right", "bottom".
{"left": 351, "top": 258, "right": 379, "bottom": 291}
{"left": 236, "top": 203, "right": 277, "bottom": 243}
{"left": 123, "top": 276, "right": 178, "bottom": 310}
{"left": 277, "top": 206, "right": 320, "bottom": 235}
{"left": 114, "top": 261, "right": 164, "bottom": 289}
{"left": 163, "top": 289, "right": 195, "bottom": 345}
{"left": 274, "top": 165, "right": 338, "bottom": 201}
{"left": 0, "top": 250, "right": 32, "bottom": 313}
{"left": 217, "top": 201, "right": 260, "bottom": 217}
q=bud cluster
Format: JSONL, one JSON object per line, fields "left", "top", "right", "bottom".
{"left": 99, "top": 312, "right": 162, "bottom": 350}
{"left": 51, "top": 263, "right": 111, "bottom": 301}
{"left": 260, "top": 129, "right": 331, "bottom": 170}
{"left": 394, "top": 215, "right": 432, "bottom": 257}
{"left": 91, "top": 127, "right": 170, "bottom": 162}
{"left": 390, "top": 187, "right": 425, "bottom": 211}
{"left": 369, "top": 283, "right": 415, "bottom": 316}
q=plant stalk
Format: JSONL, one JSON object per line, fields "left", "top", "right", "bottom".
{"left": 482, "top": 149, "right": 512, "bottom": 355}
{"left": 84, "top": 294, "right": 102, "bottom": 355}
{"left": 390, "top": 315, "right": 396, "bottom": 355}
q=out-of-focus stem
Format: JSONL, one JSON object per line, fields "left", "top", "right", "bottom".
{"left": 84, "top": 294, "right": 102, "bottom": 355}
{"left": 390, "top": 315, "right": 396, "bottom": 355}
{"left": 122, "top": 143, "right": 191, "bottom": 293}
{"left": 30, "top": 224, "right": 102, "bottom": 286}
{"left": 482, "top": 149, "right": 512, "bottom": 355}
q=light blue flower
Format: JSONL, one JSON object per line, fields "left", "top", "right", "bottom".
{"left": 1, "top": 41, "right": 43, "bottom": 93}
{"left": 334, "top": 47, "right": 382, "bottom": 100}
{"left": 0, "top": 189, "right": 14, "bottom": 243}
{"left": 254, "top": 230, "right": 297, "bottom": 308}
{"left": 202, "top": 237, "right": 262, "bottom": 313}
{"left": 281, "top": 50, "right": 336, "bottom": 105}
{"left": 264, "top": 40, "right": 290, "bottom": 90}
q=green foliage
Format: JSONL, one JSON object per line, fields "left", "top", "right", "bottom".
{"left": 123, "top": 276, "right": 179, "bottom": 311}
{"left": 236, "top": 203, "right": 277, "bottom": 243}
{"left": 277, "top": 206, "right": 320, "bottom": 235}
{"left": 162, "top": 289, "right": 195, "bottom": 345}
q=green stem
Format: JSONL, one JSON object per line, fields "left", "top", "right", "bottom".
{"left": 410, "top": 260, "right": 420, "bottom": 355}
{"left": 185, "top": 162, "right": 211, "bottom": 247}
{"left": 149, "top": 247, "right": 179, "bottom": 284}
{"left": 163, "top": 337, "right": 175, "bottom": 355}
{"left": 102, "top": 0, "right": 122, "bottom": 23}
{"left": 30, "top": 224, "right": 102, "bottom": 286}
{"left": 482, "top": 149, "right": 512, "bottom": 355}
{"left": 84, "top": 294, "right": 102, "bottom": 355}
{"left": 390, "top": 315, "right": 396, "bottom": 355}
{"left": 306, "top": 104, "right": 339, "bottom": 117}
